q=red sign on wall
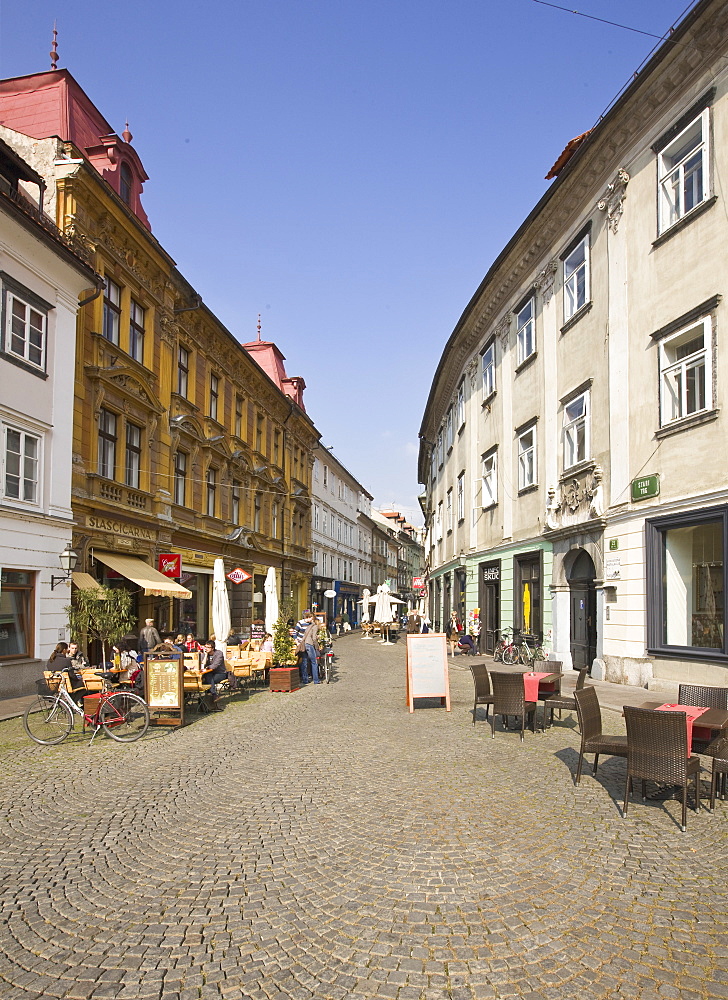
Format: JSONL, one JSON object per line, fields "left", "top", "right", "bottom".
{"left": 158, "top": 554, "right": 181, "bottom": 578}
{"left": 227, "top": 567, "right": 252, "bottom": 585}
{"left": 412, "top": 576, "right": 425, "bottom": 590}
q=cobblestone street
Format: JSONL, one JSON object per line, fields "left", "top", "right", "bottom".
{"left": 0, "top": 639, "right": 726, "bottom": 1000}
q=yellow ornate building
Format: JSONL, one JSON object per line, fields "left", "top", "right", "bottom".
{"left": 0, "top": 69, "right": 318, "bottom": 637}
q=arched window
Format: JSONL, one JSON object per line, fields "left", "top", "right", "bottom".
{"left": 119, "top": 162, "right": 133, "bottom": 205}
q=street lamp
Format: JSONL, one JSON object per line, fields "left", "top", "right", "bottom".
{"left": 51, "top": 545, "right": 78, "bottom": 590}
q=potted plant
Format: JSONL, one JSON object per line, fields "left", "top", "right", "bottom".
{"left": 65, "top": 586, "right": 136, "bottom": 667}
{"left": 270, "top": 603, "right": 299, "bottom": 692}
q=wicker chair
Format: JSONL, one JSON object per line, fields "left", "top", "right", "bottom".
{"left": 622, "top": 706, "right": 701, "bottom": 832}
{"left": 469, "top": 663, "right": 494, "bottom": 724}
{"left": 705, "top": 736, "right": 728, "bottom": 811}
{"left": 490, "top": 671, "right": 536, "bottom": 741}
{"left": 541, "top": 664, "right": 587, "bottom": 728}
{"left": 677, "top": 684, "right": 728, "bottom": 754}
{"left": 573, "top": 686, "right": 628, "bottom": 785}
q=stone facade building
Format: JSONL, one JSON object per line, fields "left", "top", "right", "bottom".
{"left": 0, "top": 69, "right": 318, "bottom": 653}
{"left": 419, "top": 0, "right": 728, "bottom": 689}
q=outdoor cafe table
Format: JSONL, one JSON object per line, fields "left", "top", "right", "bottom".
{"left": 636, "top": 701, "right": 728, "bottom": 753}
{"left": 522, "top": 670, "right": 563, "bottom": 730}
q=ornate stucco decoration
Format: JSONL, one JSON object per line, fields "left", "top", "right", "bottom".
{"left": 534, "top": 259, "right": 558, "bottom": 303}
{"left": 465, "top": 355, "right": 479, "bottom": 389}
{"left": 545, "top": 466, "right": 604, "bottom": 532}
{"left": 597, "top": 169, "right": 630, "bottom": 233}
{"left": 495, "top": 315, "right": 509, "bottom": 347}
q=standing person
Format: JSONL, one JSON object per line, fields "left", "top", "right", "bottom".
{"left": 293, "top": 611, "right": 320, "bottom": 685}
{"left": 200, "top": 639, "right": 227, "bottom": 710}
{"left": 139, "top": 618, "right": 161, "bottom": 653}
{"left": 407, "top": 612, "right": 422, "bottom": 634}
{"left": 445, "top": 611, "right": 463, "bottom": 657}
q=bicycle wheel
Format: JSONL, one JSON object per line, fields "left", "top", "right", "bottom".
{"left": 99, "top": 692, "right": 150, "bottom": 742}
{"left": 325, "top": 652, "right": 333, "bottom": 683}
{"left": 23, "top": 695, "right": 74, "bottom": 745}
{"left": 502, "top": 644, "right": 518, "bottom": 665}
{"left": 519, "top": 646, "right": 534, "bottom": 667}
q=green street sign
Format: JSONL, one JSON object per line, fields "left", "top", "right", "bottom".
{"left": 609, "top": 539, "right": 619, "bottom": 551}
{"left": 631, "top": 474, "right": 660, "bottom": 502}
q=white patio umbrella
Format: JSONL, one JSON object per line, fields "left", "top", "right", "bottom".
{"left": 264, "top": 566, "right": 279, "bottom": 636}
{"left": 359, "top": 588, "right": 371, "bottom": 623}
{"left": 212, "top": 558, "right": 231, "bottom": 652}
{"left": 372, "top": 583, "right": 405, "bottom": 644}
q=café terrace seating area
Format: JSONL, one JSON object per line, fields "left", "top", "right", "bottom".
{"left": 70, "top": 642, "right": 273, "bottom": 714}
{"left": 469, "top": 660, "right": 728, "bottom": 833}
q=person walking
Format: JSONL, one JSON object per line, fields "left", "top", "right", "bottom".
{"left": 445, "top": 611, "right": 463, "bottom": 657}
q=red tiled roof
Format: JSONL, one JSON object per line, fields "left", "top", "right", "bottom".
{"left": 545, "top": 130, "right": 592, "bottom": 180}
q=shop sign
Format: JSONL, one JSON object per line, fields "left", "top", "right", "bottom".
{"left": 87, "top": 515, "right": 154, "bottom": 539}
{"left": 482, "top": 565, "right": 500, "bottom": 582}
{"left": 157, "top": 554, "right": 181, "bottom": 578}
{"left": 412, "top": 576, "right": 425, "bottom": 589}
{"left": 227, "top": 567, "right": 252, "bottom": 585}
{"left": 631, "top": 474, "right": 660, "bottom": 502}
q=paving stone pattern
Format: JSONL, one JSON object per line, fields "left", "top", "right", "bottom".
{"left": 0, "top": 640, "right": 726, "bottom": 1000}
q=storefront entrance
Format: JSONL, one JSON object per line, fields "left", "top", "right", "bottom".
{"left": 478, "top": 561, "right": 500, "bottom": 655}
{"left": 568, "top": 550, "right": 597, "bottom": 671}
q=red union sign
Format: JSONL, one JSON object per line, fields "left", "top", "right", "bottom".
{"left": 157, "top": 554, "right": 181, "bottom": 578}
{"left": 412, "top": 576, "right": 425, "bottom": 590}
{"left": 227, "top": 567, "right": 252, "bottom": 585}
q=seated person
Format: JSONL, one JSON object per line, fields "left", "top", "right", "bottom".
{"left": 183, "top": 633, "right": 202, "bottom": 652}
{"left": 67, "top": 640, "right": 90, "bottom": 671}
{"left": 162, "top": 632, "right": 184, "bottom": 651}
{"left": 199, "top": 640, "right": 227, "bottom": 708}
{"left": 47, "top": 642, "right": 86, "bottom": 703}
{"left": 173, "top": 632, "right": 187, "bottom": 649}
{"left": 261, "top": 632, "right": 274, "bottom": 653}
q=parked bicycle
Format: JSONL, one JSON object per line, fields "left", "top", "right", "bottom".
{"left": 493, "top": 627, "right": 518, "bottom": 664}
{"left": 24, "top": 669, "right": 150, "bottom": 746}
{"left": 319, "top": 641, "right": 335, "bottom": 684}
{"left": 515, "top": 634, "right": 548, "bottom": 667}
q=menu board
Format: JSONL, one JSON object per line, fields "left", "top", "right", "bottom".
{"left": 406, "top": 633, "right": 450, "bottom": 713}
{"left": 144, "top": 652, "right": 184, "bottom": 727}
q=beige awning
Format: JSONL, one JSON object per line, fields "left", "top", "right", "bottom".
{"left": 72, "top": 572, "right": 105, "bottom": 596}
{"left": 94, "top": 551, "right": 193, "bottom": 599}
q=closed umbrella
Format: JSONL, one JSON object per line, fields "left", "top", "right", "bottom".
{"left": 264, "top": 566, "right": 279, "bottom": 637}
{"left": 212, "top": 558, "right": 231, "bottom": 652}
{"left": 360, "top": 588, "right": 371, "bottom": 623}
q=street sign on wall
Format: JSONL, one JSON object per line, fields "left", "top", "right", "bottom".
{"left": 412, "top": 576, "right": 424, "bottom": 590}
{"left": 631, "top": 475, "right": 660, "bottom": 502}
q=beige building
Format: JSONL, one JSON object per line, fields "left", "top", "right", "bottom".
{"left": 419, "top": 0, "right": 728, "bottom": 689}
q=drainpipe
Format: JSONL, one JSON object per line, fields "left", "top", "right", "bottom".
{"left": 78, "top": 278, "right": 105, "bottom": 308}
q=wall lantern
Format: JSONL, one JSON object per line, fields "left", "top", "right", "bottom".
{"left": 51, "top": 545, "right": 78, "bottom": 590}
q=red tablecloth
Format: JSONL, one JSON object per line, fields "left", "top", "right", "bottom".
{"left": 655, "top": 704, "right": 709, "bottom": 752}
{"left": 523, "top": 672, "right": 553, "bottom": 702}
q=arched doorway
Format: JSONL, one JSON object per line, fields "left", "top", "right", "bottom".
{"left": 568, "top": 550, "right": 597, "bottom": 671}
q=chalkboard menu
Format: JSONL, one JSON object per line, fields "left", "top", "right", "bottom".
{"left": 406, "top": 633, "right": 451, "bottom": 713}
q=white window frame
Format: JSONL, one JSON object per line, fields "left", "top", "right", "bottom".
{"left": 98, "top": 408, "right": 117, "bottom": 480}
{"left": 6, "top": 291, "right": 47, "bottom": 370}
{"left": 517, "top": 425, "right": 537, "bottom": 491}
{"left": 563, "top": 235, "right": 589, "bottom": 322}
{"left": 2, "top": 423, "right": 40, "bottom": 505}
{"left": 516, "top": 297, "right": 535, "bottom": 366}
{"left": 658, "top": 108, "right": 710, "bottom": 235}
{"left": 129, "top": 298, "right": 145, "bottom": 363}
{"left": 563, "top": 391, "right": 590, "bottom": 470}
{"left": 103, "top": 277, "right": 121, "bottom": 345}
{"left": 445, "top": 407, "right": 454, "bottom": 451}
{"left": 446, "top": 488, "right": 453, "bottom": 532}
{"left": 437, "top": 428, "right": 444, "bottom": 467}
{"left": 481, "top": 341, "right": 495, "bottom": 399}
{"left": 481, "top": 449, "right": 497, "bottom": 508}
{"left": 456, "top": 381, "right": 465, "bottom": 429}
{"left": 659, "top": 316, "right": 712, "bottom": 426}
{"left": 436, "top": 501, "right": 443, "bottom": 541}
{"left": 456, "top": 473, "right": 464, "bottom": 521}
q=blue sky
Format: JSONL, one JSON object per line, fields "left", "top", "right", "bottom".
{"left": 1, "top": 0, "right": 695, "bottom": 523}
